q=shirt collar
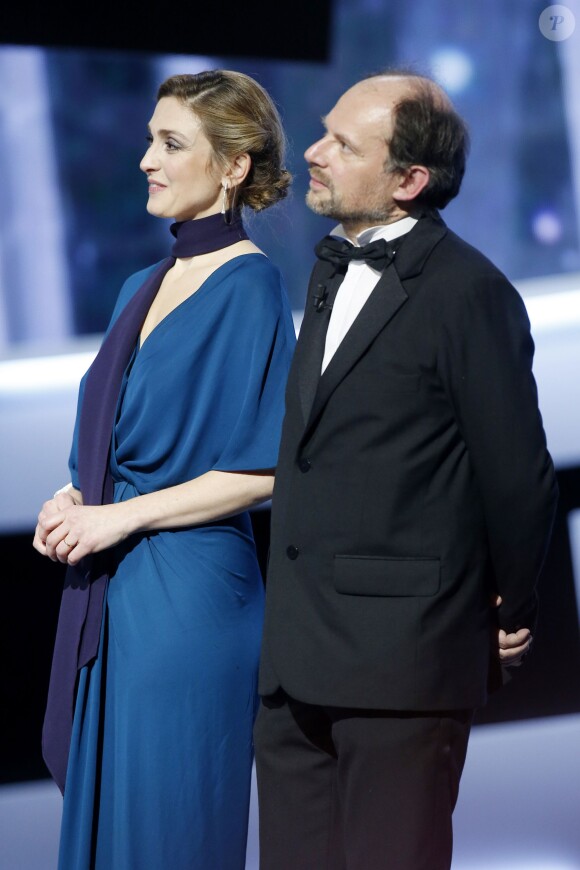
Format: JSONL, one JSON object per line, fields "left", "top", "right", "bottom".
{"left": 329, "top": 215, "right": 418, "bottom": 246}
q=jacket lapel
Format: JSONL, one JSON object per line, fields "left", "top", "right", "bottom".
{"left": 305, "top": 264, "right": 407, "bottom": 432}
{"left": 294, "top": 260, "right": 343, "bottom": 423}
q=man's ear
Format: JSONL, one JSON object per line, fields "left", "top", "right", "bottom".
{"left": 393, "top": 165, "right": 430, "bottom": 203}
{"left": 223, "top": 153, "right": 252, "bottom": 189}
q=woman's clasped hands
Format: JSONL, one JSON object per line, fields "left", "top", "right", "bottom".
{"left": 33, "top": 490, "right": 130, "bottom": 565}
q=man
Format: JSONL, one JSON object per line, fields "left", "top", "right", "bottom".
{"left": 254, "top": 71, "right": 558, "bottom": 870}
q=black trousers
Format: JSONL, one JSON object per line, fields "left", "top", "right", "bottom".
{"left": 253, "top": 691, "right": 473, "bottom": 870}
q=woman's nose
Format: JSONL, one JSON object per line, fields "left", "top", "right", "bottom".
{"left": 140, "top": 143, "right": 159, "bottom": 173}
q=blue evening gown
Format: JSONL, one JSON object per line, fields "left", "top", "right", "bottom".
{"left": 57, "top": 254, "right": 296, "bottom": 869}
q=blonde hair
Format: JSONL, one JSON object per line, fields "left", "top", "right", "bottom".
{"left": 157, "top": 70, "right": 291, "bottom": 211}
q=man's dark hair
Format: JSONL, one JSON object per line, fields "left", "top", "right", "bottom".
{"left": 364, "top": 69, "right": 470, "bottom": 210}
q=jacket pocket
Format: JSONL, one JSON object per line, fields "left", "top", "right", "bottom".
{"left": 333, "top": 555, "right": 440, "bottom": 597}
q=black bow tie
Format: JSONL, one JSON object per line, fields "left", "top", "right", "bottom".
{"left": 314, "top": 236, "right": 397, "bottom": 272}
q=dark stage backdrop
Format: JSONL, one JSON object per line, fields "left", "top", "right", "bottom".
{"left": 0, "top": 0, "right": 334, "bottom": 63}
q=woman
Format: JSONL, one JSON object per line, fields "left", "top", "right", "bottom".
{"left": 33, "top": 70, "right": 296, "bottom": 869}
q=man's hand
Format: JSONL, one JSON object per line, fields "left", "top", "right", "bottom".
{"left": 492, "top": 595, "right": 533, "bottom": 667}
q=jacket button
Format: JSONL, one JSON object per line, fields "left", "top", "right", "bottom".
{"left": 298, "top": 458, "right": 312, "bottom": 473}
{"left": 286, "top": 545, "right": 299, "bottom": 560}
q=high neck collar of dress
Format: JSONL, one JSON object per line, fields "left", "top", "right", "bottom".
{"left": 170, "top": 210, "right": 249, "bottom": 258}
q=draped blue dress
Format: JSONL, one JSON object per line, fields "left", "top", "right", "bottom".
{"left": 57, "top": 254, "right": 296, "bottom": 869}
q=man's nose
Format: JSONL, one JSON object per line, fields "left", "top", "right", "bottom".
{"left": 304, "top": 137, "right": 328, "bottom": 166}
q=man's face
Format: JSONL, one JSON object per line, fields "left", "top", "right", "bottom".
{"left": 304, "top": 78, "right": 411, "bottom": 232}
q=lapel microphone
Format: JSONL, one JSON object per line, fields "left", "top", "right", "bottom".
{"left": 313, "top": 284, "right": 331, "bottom": 312}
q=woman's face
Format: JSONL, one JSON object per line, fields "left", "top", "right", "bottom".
{"left": 140, "top": 96, "right": 223, "bottom": 221}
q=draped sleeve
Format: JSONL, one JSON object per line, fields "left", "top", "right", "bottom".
{"left": 209, "top": 258, "right": 297, "bottom": 472}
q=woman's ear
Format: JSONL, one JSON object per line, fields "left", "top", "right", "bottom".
{"left": 392, "top": 164, "right": 430, "bottom": 203}
{"left": 223, "top": 153, "right": 252, "bottom": 189}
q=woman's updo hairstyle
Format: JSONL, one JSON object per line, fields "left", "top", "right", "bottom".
{"left": 157, "top": 70, "right": 291, "bottom": 211}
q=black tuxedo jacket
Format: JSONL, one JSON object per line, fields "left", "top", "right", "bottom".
{"left": 259, "top": 212, "right": 558, "bottom": 711}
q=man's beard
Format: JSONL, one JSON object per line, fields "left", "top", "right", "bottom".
{"left": 305, "top": 183, "right": 399, "bottom": 225}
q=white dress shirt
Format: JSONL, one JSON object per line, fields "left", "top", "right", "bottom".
{"left": 321, "top": 216, "right": 417, "bottom": 373}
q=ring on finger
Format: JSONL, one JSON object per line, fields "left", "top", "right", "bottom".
{"left": 63, "top": 538, "right": 77, "bottom": 549}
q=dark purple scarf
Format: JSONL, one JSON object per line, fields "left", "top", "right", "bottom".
{"left": 43, "top": 211, "right": 249, "bottom": 793}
